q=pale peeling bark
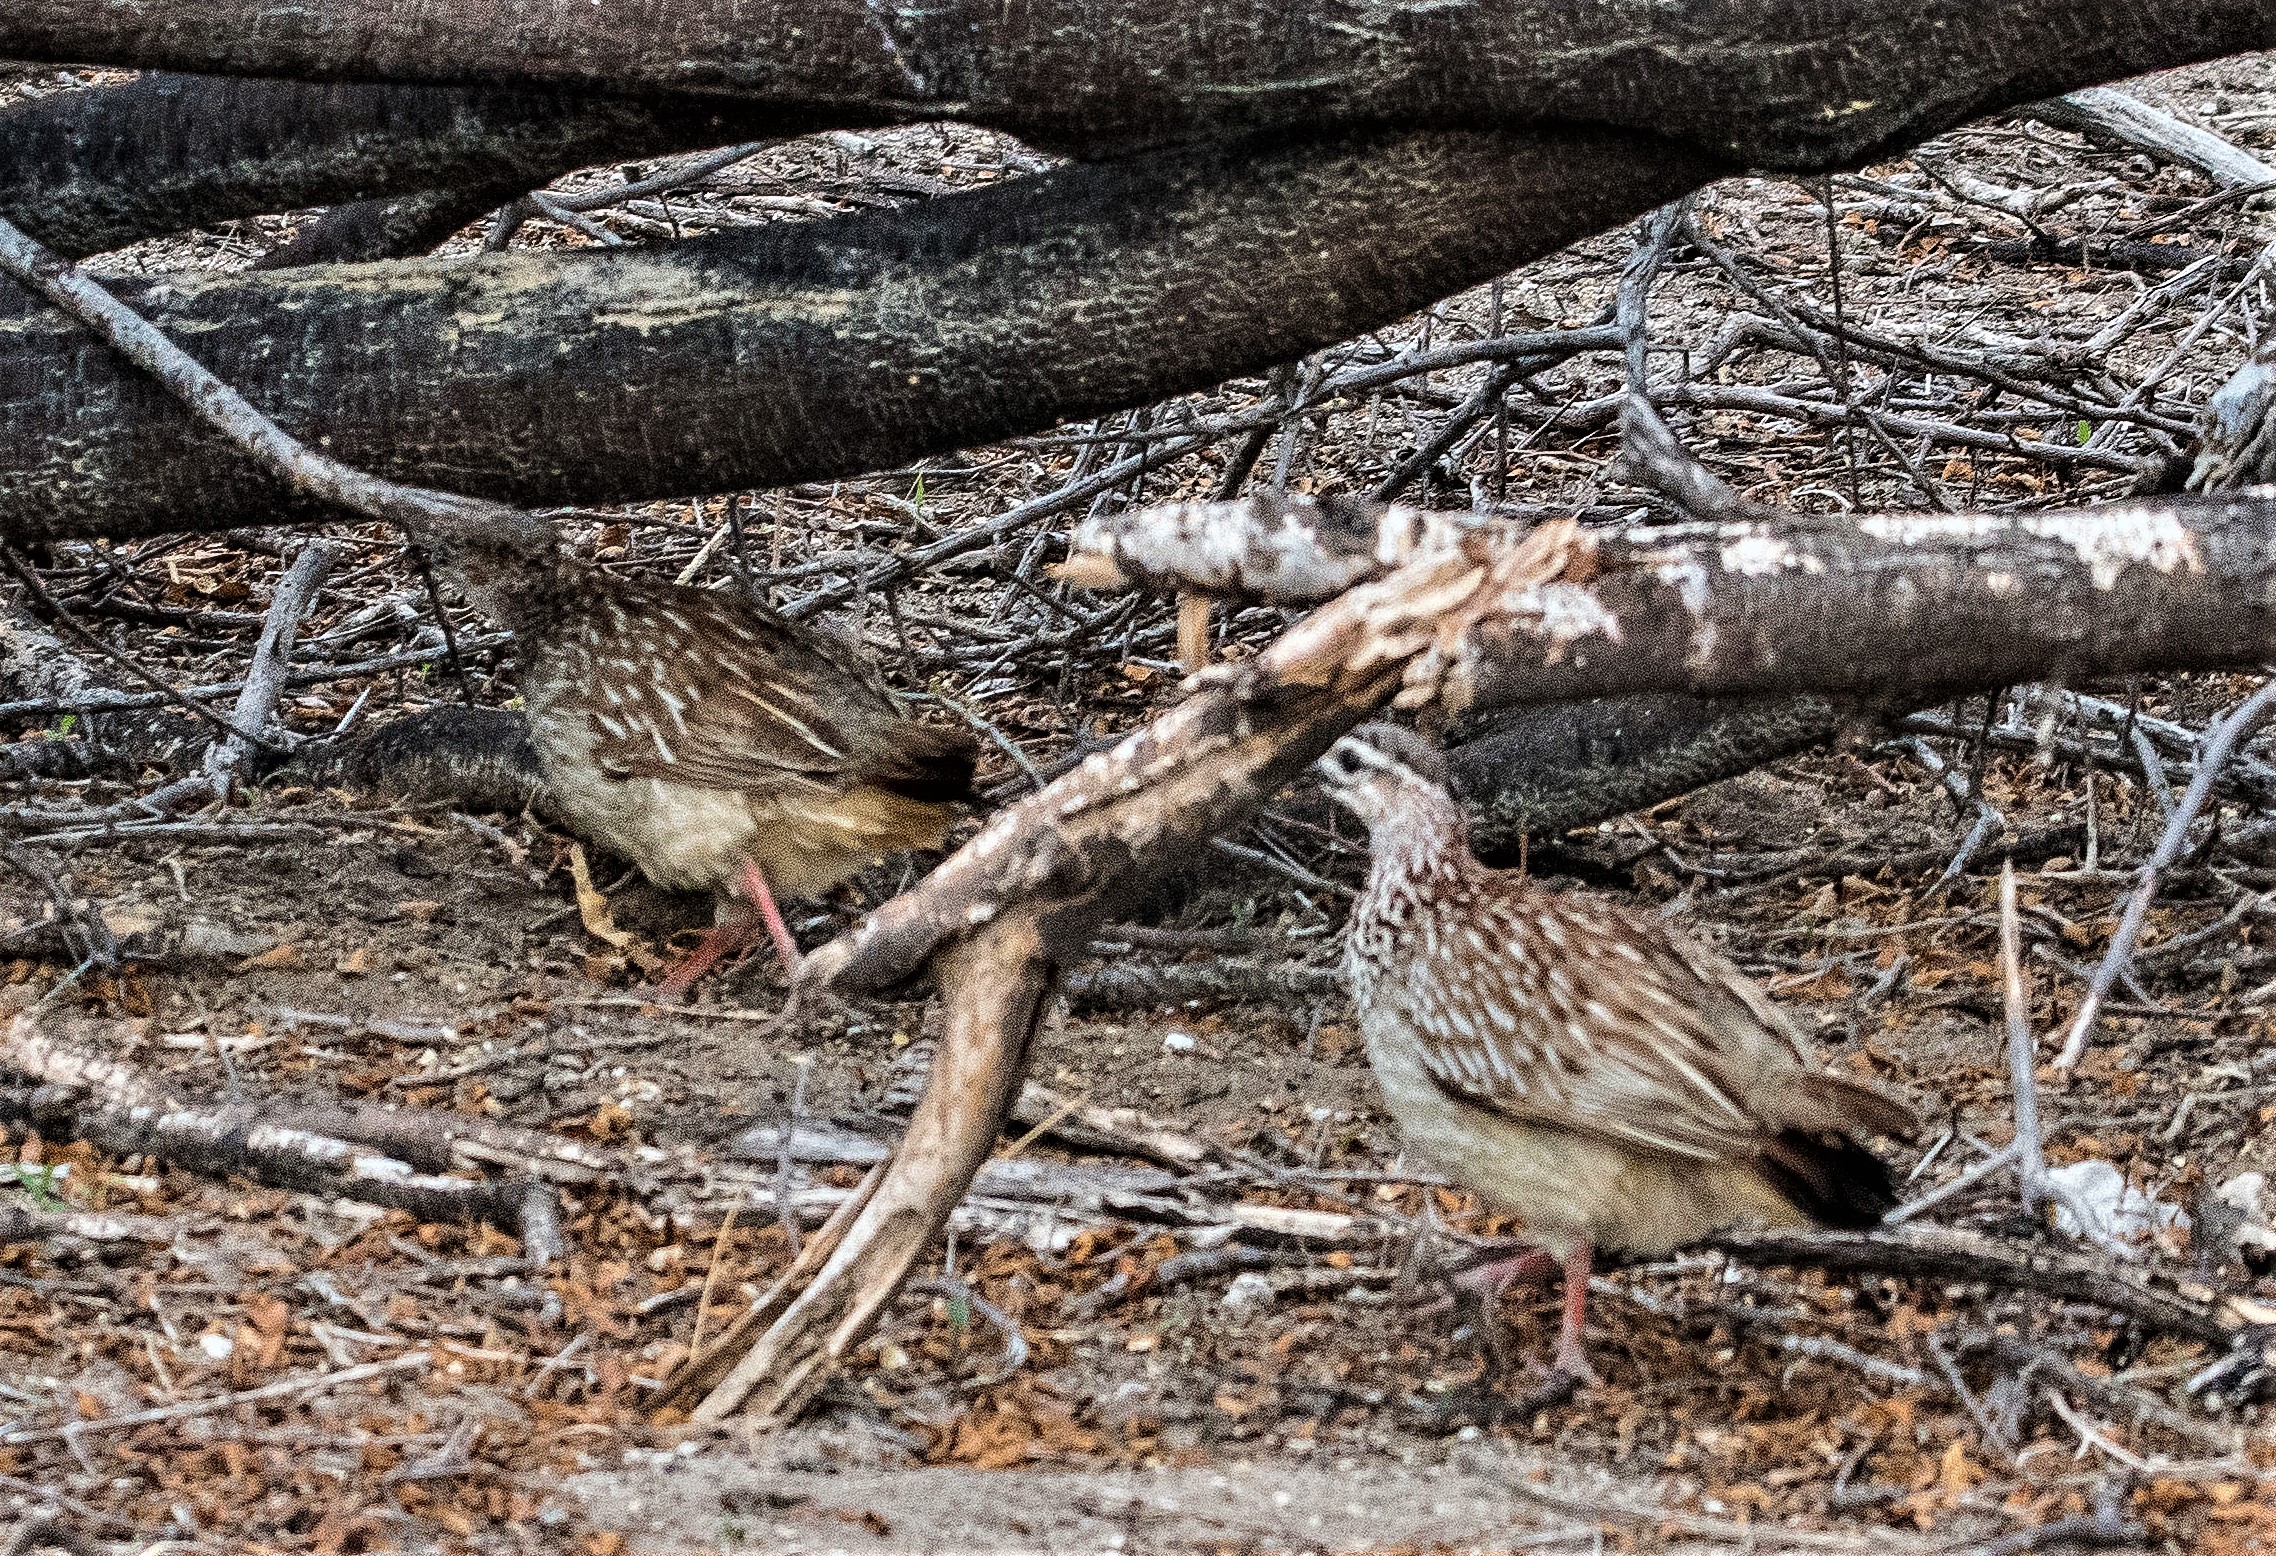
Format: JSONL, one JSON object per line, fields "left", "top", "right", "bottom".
{"left": 1058, "top": 493, "right": 1494, "bottom": 605}
{"left": 2, "top": 1014, "right": 521, "bottom": 1225}
{"left": 3, "top": 1, "right": 2269, "bottom": 170}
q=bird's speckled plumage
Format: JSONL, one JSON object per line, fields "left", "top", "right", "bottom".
{"left": 1322, "top": 723, "right": 1912, "bottom": 1262}
{"left": 431, "top": 524, "right": 976, "bottom": 910}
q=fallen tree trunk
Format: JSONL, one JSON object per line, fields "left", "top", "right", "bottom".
{"left": 4, "top": 0, "right": 2267, "bottom": 170}
{"left": 673, "top": 490, "right": 2276, "bottom": 1420}
{"left": 0, "top": 73, "right": 782, "bottom": 260}
{"left": 0, "top": 127, "right": 1713, "bottom": 544}
{"left": 1447, "top": 693, "right": 1871, "bottom": 860}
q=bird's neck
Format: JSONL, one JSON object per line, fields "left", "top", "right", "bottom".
{"left": 1356, "top": 787, "right": 1477, "bottom": 925}
{"left": 455, "top": 554, "right": 584, "bottom": 641}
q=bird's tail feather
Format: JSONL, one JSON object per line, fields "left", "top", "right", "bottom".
{"left": 1760, "top": 1129, "right": 1900, "bottom": 1230}
{"left": 1798, "top": 1071, "right": 1920, "bottom": 1143}
{"left": 870, "top": 722, "right": 981, "bottom": 806}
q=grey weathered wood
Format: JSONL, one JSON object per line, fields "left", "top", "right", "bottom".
{"left": 3, "top": 0, "right": 2268, "bottom": 170}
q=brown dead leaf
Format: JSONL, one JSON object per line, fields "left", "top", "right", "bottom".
{"left": 234, "top": 942, "right": 302, "bottom": 972}
{"left": 1938, "top": 1439, "right": 1983, "bottom": 1494}
{"left": 569, "top": 845, "right": 660, "bottom": 974}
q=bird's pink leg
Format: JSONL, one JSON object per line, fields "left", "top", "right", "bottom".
{"left": 653, "top": 861, "right": 801, "bottom": 1000}
{"left": 1550, "top": 1242, "right": 1598, "bottom": 1383}
{"left": 654, "top": 918, "right": 760, "bottom": 1002}
{"left": 734, "top": 858, "right": 802, "bottom": 972}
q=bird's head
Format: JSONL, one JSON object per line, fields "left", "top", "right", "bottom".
{"left": 407, "top": 502, "right": 564, "bottom": 633}
{"left": 1315, "top": 722, "right": 1457, "bottom": 833}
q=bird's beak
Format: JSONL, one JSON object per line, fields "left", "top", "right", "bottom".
{"left": 1313, "top": 739, "right": 1360, "bottom": 793}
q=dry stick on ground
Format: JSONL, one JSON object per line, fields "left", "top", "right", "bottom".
{"left": 1995, "top": 858, "right": 2130, "bottom": 1256}
{"left": 486, "top": 140, "right": 771, "bottom": 251}
{"left": 2055, "top": 676, "right": 2276, "bottom": 1072}
{"left": 1610, "top": 198, "right": 1765, "bottom": 522}
{"left": 2037, "top": 88, "right": 2276, "bottom": 196}
{"left": 1, "top": 1014, "right": 617, "bottom": 1240}
{"left": 0, "top": 1351, "right": 433, "bottom": 1449}
{"left": 2001, "top": 861, "right": 2053, "bottom": 1215}
{"left": 202, "top": 539, "right": 336, "bottom": 798}
{"left": 1708, "top": 1224, "right": 2254, "bottom": 1347}
{"left": 1, "top": 130, "right": 1708, "bottom": 547}
{"left": 1898, "top": 734, "right": 2008, "bottom": 892}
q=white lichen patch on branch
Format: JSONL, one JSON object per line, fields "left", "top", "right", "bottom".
{"left": 1716, "top": 527, "right": 1825, "bottom": 576}
{"left": 1856, "top": 508, "right": 2204, "bottom": 591}
{"left": 1058, "top": 496, "right": 1491, "bottom": 603}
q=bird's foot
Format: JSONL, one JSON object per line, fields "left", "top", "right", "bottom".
{"left": 1450, "top": 1246, "right": 1562, "bottom": 1301}
{"left": 652, "top": 924, "right": 744, "bottom": 1003}
{"left": 653, "top": 916, "right": 786, "bottom": 1002}
{"left": 1548, "top": 1332, "right": 1599, "bottom": 1389}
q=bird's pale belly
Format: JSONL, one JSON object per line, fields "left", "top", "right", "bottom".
{"left": 540, "top": 750, "right": 952, "bottom": 899}
{"left": 1365, "top": 1022, "right": 1807, "bottom": 1259}
{"left": 543, "top": 761, "right": 759, "bottom": 892}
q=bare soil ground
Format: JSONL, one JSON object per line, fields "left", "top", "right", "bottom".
{"left": 8, "top": 53, "right": 2276, "bottom": 1556}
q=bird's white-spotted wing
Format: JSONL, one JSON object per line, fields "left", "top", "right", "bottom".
{"left": 564, "top": 580, "right": 896, "bottom": 795}
{"left": 1398, "top": 883, "right": 1817, "bottom": 1163}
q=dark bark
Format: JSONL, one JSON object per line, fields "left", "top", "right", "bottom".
{"left": 0, "top": 72, "right": 783, "bottom": 259}
{"left": 0, "top": 128, "right": 1715, "bottom": 545}
{"left": 250, "top": 187, "right": 504, "bottom": 269}
{"left": 275, "top": 705, "right": 548, "bottom": 814}
{"left": 1447, "top": 693, "right": 1873, "bottom": 861}
{"left": 3, "top": 1, "right": 2268, "bottom": 169}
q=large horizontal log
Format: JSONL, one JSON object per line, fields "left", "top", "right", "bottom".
{"left": 819, "top": 491, "right": 2276, "bottom": 996}
{"left": 4, "top": 1, "right": 2268, "bottom": 169}
{"left": 0, "top": 73, "right": 781, "bottom": 260}
{"left": 0, "top": 128, "right": 1713, "bottom": 545}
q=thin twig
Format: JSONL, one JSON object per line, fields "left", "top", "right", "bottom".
{"left": 204, "top": 539, "right": 335, "bottom": 796}
{"left": 2001, "top": 861, "right": 2050, "bottom": 1216}
{"left": 2057, "top": 677, "right": 2276, "bottom": 1071}
{"left": 777, "top": 1056, "right": 811, "bottom": 1263}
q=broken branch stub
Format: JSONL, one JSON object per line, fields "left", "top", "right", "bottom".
{"left": 690, "top": 917, "right": 1057, "bottom": 1424}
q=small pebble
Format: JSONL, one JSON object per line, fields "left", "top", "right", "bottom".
{"left": 1221, "top": 1271, "right": 1276, "bottom": 1313}
{"left": 1162, "top": 1032, "right": 1197, "bottom": 1054}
